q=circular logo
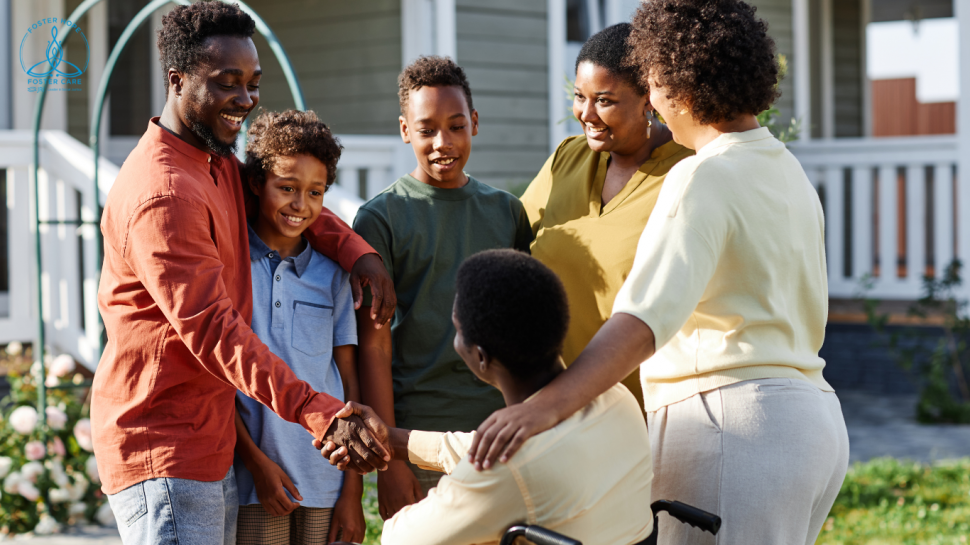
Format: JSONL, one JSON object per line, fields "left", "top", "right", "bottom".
{"left": 19, "top": 19, "right": 89, "bottom": 79}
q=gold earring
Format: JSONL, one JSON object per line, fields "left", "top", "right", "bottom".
{"left": 647, "top": 117, "right": 653, "bottom": 139}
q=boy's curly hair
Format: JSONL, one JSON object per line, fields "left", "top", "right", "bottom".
{"left": 398, "top": 56, "right": 474, "bottom": 115}
{"left": 576, "top": 23, "right": 645, "bottom": 95}
{"left": 244, "top": 110, "right": 342, "bottom": 190}
{"left": 157, "top": 1, "right": 255, "bottom": 87}
{"left": 628, "top": 0, "right": 780, "bottom": 124}
{"left": 454, "top": 250, "right": 569, "bottom": 379}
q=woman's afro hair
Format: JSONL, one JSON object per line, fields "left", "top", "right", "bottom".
{"left": 243, "top": 110, "right": 342, "bottom": 190}
{"left": 628, "top": 0, "right": 780, "bottom": 124}
{"left": 576, "top": 23, "right": 645, "bottom": 95}
{"left": 157, "top": 1, "right": 255, "bottom": 86}
{"left": 454, "top": 250, "right": 569, "bottom": 379}
{"left": 398, "top": 56, "right": 474, "bottom": 115}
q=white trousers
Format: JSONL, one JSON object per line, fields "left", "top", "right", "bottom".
{"left": 646, "top": 378, "right": 849, "bottom": 545}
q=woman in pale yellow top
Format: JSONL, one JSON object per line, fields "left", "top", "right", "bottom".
{"left": 471, "top": 1, "right": 849, "bottom": 544}
{"left": 521, "top": 23, "right": 692, "bottom": 406}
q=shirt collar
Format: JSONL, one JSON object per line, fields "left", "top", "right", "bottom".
{"left": 146, "top": 117, "right": 216, "bottom": 165}
{"left": 247, "top": 224, "right": 313, "bottom": 278}
{"left": 697, "top": 126, "right": 773, "bottom": 156}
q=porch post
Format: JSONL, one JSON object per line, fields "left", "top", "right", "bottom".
{"left": 548, "top": 0, "right": 566, "bottom": 153}
{"left": 792, "top": 0, "right": 811, "bottom": 141}
{"left": 957, "top": 0, "right": 970, "bottom": 289}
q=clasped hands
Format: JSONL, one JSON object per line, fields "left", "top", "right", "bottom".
{"left": 314, "top": 401, "right": 393, "bottom": 474}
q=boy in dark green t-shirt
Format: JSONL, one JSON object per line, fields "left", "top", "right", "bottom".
{"left": 352, "top": 56, "right": 533, "bottom": 519}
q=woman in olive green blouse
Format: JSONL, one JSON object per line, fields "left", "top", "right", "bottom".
{"left": 521, "top": 23, "right": 691, "bottom": 406}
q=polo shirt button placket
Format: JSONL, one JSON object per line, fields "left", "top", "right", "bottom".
{"left": 275, "top": 275, "right": 281, "bottom": 282}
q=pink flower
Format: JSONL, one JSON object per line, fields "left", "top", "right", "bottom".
{"left": 74, "top": 419, "right": 93, "bottom": 452}
{"left": 45, "top": 374, "right": 59, "bottom": 388}
{"left": 25, "top": 440, "right": 46, "bottom": 461}
{"left": 50, "top": 436, "right": 66, "bottom": 457}
{"left": 50, "top": 354, "right": 76, "bottom": 378}
{"left": 45, "top": 406, "right": 67, "bottom": 430}
{"left": 9, "top": 406, "right": 38, "bottom": 434}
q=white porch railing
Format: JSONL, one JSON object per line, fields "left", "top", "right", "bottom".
{"left": 790, "top": 135, "right": 959, "bottom": 300}
{"left": 0, "top": 130, "right": 409, "bottom": 369}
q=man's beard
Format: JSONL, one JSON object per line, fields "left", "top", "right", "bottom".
{"left": 185, "top": 109, "right": 237, "bottom": 158}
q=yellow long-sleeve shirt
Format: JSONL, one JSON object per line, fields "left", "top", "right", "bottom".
{"left": 380, "top": 384, "right": 653, "bottom": 545}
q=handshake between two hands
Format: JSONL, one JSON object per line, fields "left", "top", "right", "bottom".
{"left": 313, "top": 402, "right": 394, "bottom": 474}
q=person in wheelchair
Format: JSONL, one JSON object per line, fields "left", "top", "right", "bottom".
{"left": 323, "top": 249, "right": 653, "bottom": 544}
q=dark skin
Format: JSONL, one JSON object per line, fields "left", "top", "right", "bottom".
{"left": 399, "top": 85, "right": 479, "bottom": 189}
{"left": 158, "top": 34, "right": 390, "bottom": 474}
{"left": 159, "top": 35, "right": 396, "bottom": 328}
{"left": 572, "top": 61, "right": 672, "bottom": 206}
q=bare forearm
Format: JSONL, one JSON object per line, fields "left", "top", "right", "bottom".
{"left": 534, "top": 313, "right": 655, "bottom": 420}
{"left": 357, "top": 308, "right": 396, "bottom": 424}
{"left": 335, "top": 345, "right": 361, "bottom": 403}
{"left": 387, "top": 427, "right": 411, "bottom": 461}
{"left": 234, "top": 410, "right": 267, "bottom": 469}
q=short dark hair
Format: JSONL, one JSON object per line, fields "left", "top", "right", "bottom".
{"left": 243, "top": 110, "right": 343, "bottom": 190}
{"left": 628, "top": 0, "right": 780, "bottom": 124}
{"left": 454, "top": 250, "right": 569, "bottom": 379}
{"left": 157, "top": 1, "right": 256, "bottom": 88}
{"left": 575, "top": 23, "right": 645, "bottom": 95}
{"left": 398, "top": 56, "right": 474, "bottom": 115}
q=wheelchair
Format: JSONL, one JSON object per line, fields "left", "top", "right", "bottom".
{"left": 500, "top": 499, "right": 721, "bottom": 545}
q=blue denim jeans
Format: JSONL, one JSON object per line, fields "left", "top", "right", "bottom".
{"left": 108, "top": 467, "right": 238, "bottom": 545}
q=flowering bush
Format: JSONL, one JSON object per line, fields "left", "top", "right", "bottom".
{"left": 0, "top": 344, "right": 107, "bottom": 536}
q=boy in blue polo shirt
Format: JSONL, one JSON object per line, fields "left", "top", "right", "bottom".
{"left": 232, "top": 110, "right": 364, "bottom": 544}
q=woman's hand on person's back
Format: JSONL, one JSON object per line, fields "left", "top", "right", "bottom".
{"left": 468, "top": 401, "right": 560, "bottom": 470}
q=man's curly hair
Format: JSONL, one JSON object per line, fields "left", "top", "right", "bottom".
{"left": 244, "top": 110, "right": 342, "bottom": 190}
{"left": 157, "top": 1, "right": 255, "bottom": 87}
{"left": 628, "top": 0, "right": 780, "bottom": 124}
{"left": 454, "top": 250, "right": 569, "bottom": 379}
{"left": 398, "top": 56, "right": 474, "bottom": 115}
{"left": 576, "top": 23, "right": 645, "bottom": 95}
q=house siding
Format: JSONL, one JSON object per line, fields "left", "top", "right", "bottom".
{"left": 832, "top": 0, "right": 863, "bottom": 137}
{"left": 244, "top": 0, "right": 402, "bottom": 136}
{"left": 748, "top": 0, "right": 795, "bottom": 133}
{"left": 456, "top": 0, "right": 549, "bottom": 191}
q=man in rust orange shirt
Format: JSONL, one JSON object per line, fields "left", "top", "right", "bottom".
{"left": 92, "top": 4, "right": 391, "bottom": 543}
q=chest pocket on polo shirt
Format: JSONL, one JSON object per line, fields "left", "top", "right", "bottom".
{"left": 292, "top": 301, "right": 334, "bottom": 357}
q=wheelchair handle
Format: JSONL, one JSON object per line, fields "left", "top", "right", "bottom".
{"left": 650, "top": 500, "right": 722, "bottom": 535}
{"left": 500, "top": 524, "right": 583, "bottom": 545}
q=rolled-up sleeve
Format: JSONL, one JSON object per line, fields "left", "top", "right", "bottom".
{"left": 382, "top": 449, "right": 526, "bottom": 545}
{"left": 122, "top": 194, "right": 344, "bottom": 439}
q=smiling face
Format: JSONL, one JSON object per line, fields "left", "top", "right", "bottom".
{"left": 400, "top": 85, "right": 478, "bottom": 189}
{"left": 175, "top": 35, "right": 261, "bottom": 156}
{"left": 249, "top": 154, "right": 327, "bottom": 255}
{"left": 573, "top": 61, "right": 651, "bottom": 155}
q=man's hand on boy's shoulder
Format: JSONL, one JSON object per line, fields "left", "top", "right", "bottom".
{"left": 350, "top": 254, "right": 397, "bottom": 327}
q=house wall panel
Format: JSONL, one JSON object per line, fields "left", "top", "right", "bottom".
{"left": 244, "top": 0, "right": 401, "bottom": 136}
{"left": 748, "top": 0, "right": 795, "bottom": 132}
{"left": 458, "top": 1, "right": 549, "bottom": 190}
{"left": 832, "top": 0, "right": 863, "bottom": 137}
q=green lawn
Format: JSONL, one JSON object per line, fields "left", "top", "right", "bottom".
{"left": 817, "top": 458, "right": 970, "bottom": 545}
{"left": 360, "top": 458, "right": 970, "bottom": 544}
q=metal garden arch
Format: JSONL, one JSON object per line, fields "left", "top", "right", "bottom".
{"left": 30, "top": 0, "right": 307, "bottom": 426}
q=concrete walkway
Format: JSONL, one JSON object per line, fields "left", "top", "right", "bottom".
{"left": 841, "top": 391, "right": 970, "bottom": 463}
{"left": 9, "top": 392, "right": 970, "bottom": 543}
